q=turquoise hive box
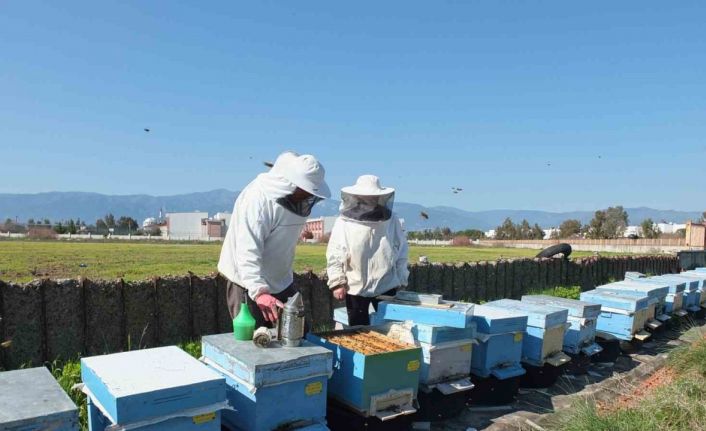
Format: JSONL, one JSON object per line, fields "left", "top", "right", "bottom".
{"left": 202, "top": 333, "right": 332, "bottom": 431}
{"left": 81, "top": 346, "right": 227, "bottom": 431}
{"left": 306, "top": 328, "right": 421, "bottom": 420}
{"left": 0, "top": 367, "right": 79, "bottom": 431}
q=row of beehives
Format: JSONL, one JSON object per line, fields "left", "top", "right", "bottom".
{"left": 2, "top": 268, "right": 705, "bottom": 431}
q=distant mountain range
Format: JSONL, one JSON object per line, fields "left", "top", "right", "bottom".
{"left": 0, "top": 190, "right": 702, "bottom": 231}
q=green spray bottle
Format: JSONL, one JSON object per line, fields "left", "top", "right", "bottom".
{"left": 233, "top": 300, "right": 256, "bottom": 341}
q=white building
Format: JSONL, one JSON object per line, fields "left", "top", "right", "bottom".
{"left": 214, "top": 212, "right": 232, "bottom": 228}
{"left": 624, "top": 225, "right": 640, "bottom": 237}
{"left": 656, "top": 222, "right": 686, "bottom": 235}
{"left": 485, "top": 229, "right": 496, "bottom": 239}
{"left": 543, "top": 228, "right": 560, "bottom": 239}
{"left": 166, "top": 212, "right": 209, "bottom": 240}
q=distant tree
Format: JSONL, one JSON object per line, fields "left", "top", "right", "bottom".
{"left": 104, "top": 213, "right": 116, "bottom": 228}
{"left": 117, "top": 216, "right": 139, "bottom": 233}
{"left": 640, "top": 218, "right": 661, "bottom": 239}
{"left": 53, "top": 222, "right": 67, "bottom": 234}
{"left": 43, "top": 218, "right": 51, "bottom": 225}
{"left": 518, "top": 220, "right": 532, "bottom": 239}
{"left": 67, "top": 219, "right": 77, "bottom": 234}
{"left": 96, "top": 219, "right": 108, "bottom": 233}
{"left": 701, "top": 211, "right": 706, "bottom": 223}
{"left": 455, "top": 229, "right": 485, "bottom": 240}
{"left": 559, "top": 219, "right": 582, "bottom": 238}
{"left": 531, "top": 223, "right": 545, "bottom": 239}
{"left": 495, "top": 217, "right": 517, "bottom": 240}
{"left": 27, "top": 218, "right": 35, "bottom": 225}
{"left": 441, "top": 227, "right": 453, "bottom": 239}
{"left": 676, "top": 228, "right": 686, "bottom": 238}
{"left": 550, "top": 229, "right": 561, "bottom": 240}
{"left": 587, "top": 206, "right": 628, "bottom": 239}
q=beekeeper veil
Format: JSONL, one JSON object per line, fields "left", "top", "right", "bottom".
{"left": 265, "top": 151, "right": 331, "bottom": 217}
{"left": 340, "top": 175, "right": 395, "bottom": 222}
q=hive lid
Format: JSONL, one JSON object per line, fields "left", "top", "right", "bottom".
{"left": 647, "top": 275, "right": 688, "bottom": 293}
{"left": 0, "top": 367, "right": 77, "bottom": 427}
{"left": 521, "top": 295, "right": 602, "bottom": 319}
{"left": 680, "top": 271, "right": 706, "bottom": 287}
{"left": 202, "top": 333, "right": 332, "bottom": 387}
{"left": 595, "top": 287, "right": 658, "bottom": 307}
{"left": 81, "top": 346, "right": 225, "bottom": 425}
{"left": 376, "top": 300, "right": 474, "bottom": 329}
{"left": 484, "top": 299, "right": 568, "bottom": 329}
{"left": 471, "top": 304, "right": 528, "bottom": 334}
{"left": 601, "top": 280, "right": 670, "bottom": 300}
{"left": 580, "top": 289, "right": 650, "bottom": 312}
{"left": 655, "top": 275, "right": 700, "bottom": 292}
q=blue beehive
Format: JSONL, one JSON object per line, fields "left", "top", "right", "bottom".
{"left": 596, "top": 281, "right": 667, "bottom": 330}
{"left": 81, "top": 346, "right": 227, "bottom": 431}
{"left": 580, "top": 290, "right": 651, "bottom": 341}
{"left": 484, "top": 299, "right": 571, "bottom": 368}
{"left": 650, "top": 274, "right": 702, "bottom": 313}
{"left": 306, "top": 328, "right": 421, "bottom": 420}
{"left": 469, "top": 304, "right": 527, "bottom": 379}
{"left": 646, "top": 275, "right": 691, "bottom": 315}
{"left": 520, "top": 295, "right": 602, "bottom": 357}
{"left": 681, "top": 271, "right": 706, "bottom": 307}
{"left": 0, "top": 367, "right": 79, "bottom": 431}
{"left": 201, "top": 334, "right": 332, "bottom": 431}
{"left": 372, "top": 303, "right": 477, "bottom": 391}
{"left": 624, "top": 273, "right": 687, "bottom": 317}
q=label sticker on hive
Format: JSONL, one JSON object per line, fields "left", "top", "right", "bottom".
{"left": 407, "top": 359, "right": 420, "bottom": 372}
{"left": 192, "top": 412, "right": 216, "bottom": 425}
{"left": 305, "top": 381, "right": 323, "bottom": 396}
{"left": 460, "top": 344, "right": 472, "bottom": 352}
{"left": 514, "top": 332, "right": 523, "bottom": 343}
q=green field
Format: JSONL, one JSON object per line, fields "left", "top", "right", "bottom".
{"left": 0, "top": 239, "right": 608, "bottom": 282}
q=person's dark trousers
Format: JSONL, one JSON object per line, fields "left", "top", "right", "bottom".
{"left": 345, "top": 288, "right": 397, "bottom": 326}
{"left": 226, "top": 280, "right": 301, "bottom": 330}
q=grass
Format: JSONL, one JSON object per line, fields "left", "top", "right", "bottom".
{"left": 549, "top": 332, "right": 706, "bottom": 431}
{"left": 0, "top": 239, "right": 610, "bottom": 283}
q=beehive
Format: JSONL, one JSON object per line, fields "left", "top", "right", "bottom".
{"left": 484, "top": 299, "right": 571, "bottom": 368}
{"left": 681, "top": 270, "right": 706, "bottom": 307}
{"left": 651, "top": 274, "right": 702, "bottom": 313}
{"left": 521, "top": 295, "right": 602, "bottom": 356}
{"left": 306, "top": 329, "right": 421, "bottom": 420}
{"left": 580, "top": 290, "right": 652, "bottom": 341}
{"left": 81, "top": 346, "right": 226, "bottom": 431}
{"left": 596, "top": 284, "right": 663, "bottom": 330}
{"left": 469, "top": 304, "right": 527, "bottom": 379}
{"left": 0, "top": 367, "right": 79, "bottom": 431}
{"left": 625, "top": 275, "right": 687, "bottom": 317}
{"left": 201, "top": 333, "right": 332, "bottom": 431}
{"left": 606, "top": 279, "right": 671, "bottom": 321}
{"left": 375, "top": 298, "right": 477, "bottom": 390}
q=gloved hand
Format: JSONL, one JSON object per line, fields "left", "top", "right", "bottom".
{"left": 255, "top": 293, "right": 284, "bottom": 322}
{"left": 332, "top": 285, "right": 348, "bottom": 301}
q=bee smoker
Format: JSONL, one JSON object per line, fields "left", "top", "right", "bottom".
{"left": 277, "top": 292, "right": 305, "bottom": 347}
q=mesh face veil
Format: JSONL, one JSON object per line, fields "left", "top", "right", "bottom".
{"left": 340, "top": 192, "right": 394, "bottom": 222}
{"left": 277, "top": 195, "right": 322, "bottom": 217}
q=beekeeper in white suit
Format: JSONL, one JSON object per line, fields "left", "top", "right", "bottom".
{"left": 326, "top": 175, "right": 409, "bottom": 326}
{"left": 218, "top": 151, "right": 330, "bottom": 327}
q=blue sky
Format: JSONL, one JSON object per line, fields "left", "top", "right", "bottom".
{"left": 2, "top": 1, "right": 705, "bottom": 211}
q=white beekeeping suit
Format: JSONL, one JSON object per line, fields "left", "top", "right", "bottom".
{"left": 326, "top": 175, "right": 409, "bottom": 298}
{"left": 218, "top": 151, "right": 330, "bottom": 318}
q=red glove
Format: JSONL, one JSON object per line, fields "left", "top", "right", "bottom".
{"left": 255, "top": 293, "right": 284, "bottom": 322}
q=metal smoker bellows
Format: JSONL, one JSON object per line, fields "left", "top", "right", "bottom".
{"left": 279, "top": 292, "right": 305, "bottom": 347}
